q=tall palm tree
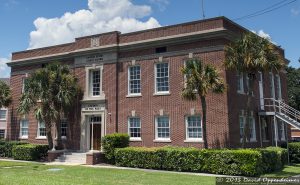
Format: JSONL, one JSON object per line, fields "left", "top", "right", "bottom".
{"left": 181, "top": 59, "right": 225, "bottom": 149}
{"left": 224, "top": 33, "right": 284, "bottom": 147}
{"left": 18, "top": 63, "right": 80, "bottom": 149}
{"left": 0, "top": 80, "right": 11, "bottom": 108}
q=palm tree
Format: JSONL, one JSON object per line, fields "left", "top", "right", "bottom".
{"left": 0, "top": 80, "right": 11, "bottom": 108}
{"left": 224, "top": 33, "right": 284, "bottom": 147}
{"left": 181, "top": 59, "right": 225, "bottom": 149}
{"left": 18, "top": 63, "right": 80, "bottom": 149}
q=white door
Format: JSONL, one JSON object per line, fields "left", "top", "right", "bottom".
{"left": 259, "top": 72, "right": 264, "bottom": 110}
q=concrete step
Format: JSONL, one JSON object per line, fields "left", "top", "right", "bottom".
{"left": 50, "top": 152, "right": 87, "bottom": 165}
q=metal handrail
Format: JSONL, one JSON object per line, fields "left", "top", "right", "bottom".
{"left": 261, "top": 98, "right": 300, "bottom": 124}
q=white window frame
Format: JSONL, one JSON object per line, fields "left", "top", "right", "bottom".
{"left": 269, "top": 72, "right": 275, "bottom": 98}
{"left": 61, "top": 118, "right": 68, "bottom": 139}
{"left": 154, "top": 62, "right": 170, "bottom": 95}
{"left": 128, "top": 65, "right": 141, "bottom": 96}
{"left": 0, "top": 109, "right": 7, "bottom": 121}
{"left": 237, "top": 72, "right": 244, "bottom": 94}
{"left": 21, "top": 77, "right": 26, "bottom": 93}
{"left": 248, "top": 116, "right": 257, "bottom": 142}
{"left": 37, "top": 121, "right": 46, "bottom": 139}
{"left": 128, "top": 117, "right": 141, "bottom": 141}
{"left": 85, "top": 65, "right": 103, "bottom": 99}
{"left": 185, "top": 115, "right": 203, "bottom": 142}
{"left": 239, "top": 114, "right": 245, "bottom": 142}
{"left": 155, "top": 116, "right": 171, "bottom": 141}
{"left": 275, "top": 74, "right": 282, "bottom": 100}
{"left": 20, "top": 119, "right": 29, "bottom": 139}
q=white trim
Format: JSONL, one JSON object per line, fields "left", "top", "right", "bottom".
{"left": 237, "top": 71, "right": 244, "bottom": 94}
{"left": 154, "top": 62, "right": 170, "bottom": 94}
{"left": 19, "top": 119, "right": 29, "bottom": 139}
{"left": 153, "top": 139, "right": 172, "bottom": 143}
{"left": 0, "top": 108, "right": 7, "bottom": 121}
{"left": 84, "top": 65, "right": 104, "bottom": 100}
{"left": 155, "top": 116, "right": 170, "bottom": 140}
{"left": 185, "top": 115, "right": 203, "bottom": 141}
{"left": 275, "top": 74, "right": 282, "bottom": 100}
{"left": 127, "top": 65, "right": 141, "bottom": 96}
{"left": 128, "top": 117, "right": 141, "bottom": 141}
{"left": 37, "top": 121, "right": 46, "bottom": 139}
{"left": 269, "top": 72, "right": 275, "bottom": 99}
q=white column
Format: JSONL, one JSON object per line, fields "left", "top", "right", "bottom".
{"left": 274, "top": 116, "right": 278, "bottom": 147}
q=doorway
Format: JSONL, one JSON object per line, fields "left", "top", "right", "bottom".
{"left": 89, "top": 116, "right": 101, "bottom": 151}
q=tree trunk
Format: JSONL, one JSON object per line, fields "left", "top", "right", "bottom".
{"left": 200, "top": 96, "right": 208, "bottom": 149}
{"left": 45, "top": 119, "right": 53, "bottom": 150}
{"left": 242, "top": 73, "right": 255, "bottom": 148}
{"left": 55, "top": 114, "right": 63, "bottom": 150}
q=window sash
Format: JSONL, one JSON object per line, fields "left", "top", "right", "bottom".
{"left": 128, "top": 117, "right": 141, "bottom": 138}
{"left": 128, "top": 66, "right": 141, "bottom": 95}
{"left": 38, "top": 121, "right": 46, "bottom": 137}
{"left": 0, "top": 110, "right": 7, "bottom": 120}
{"left": 156, "top": 116, "right": 170, "bottom": 139}
{"left": 237, "top": 72, "right": 244, "bottom": 93}
{"left": 186, "top": 116, "right": 202, "bottom": 140}
{"left": 61, "top": 119, "right": 68, "bottom": 137}
{"left": 20, "top": 120, "right": 29, "bottom": 137}
{"left": 89, "top": 70, "right": 101, "bottom": 97}
{"left": 0, "top": 130, "right": 5, "bottom": 139}
{"left": 155, "top": 63, "right": 169, "bottom": 93}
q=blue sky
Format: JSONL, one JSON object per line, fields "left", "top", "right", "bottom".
{"left": 0, "top": 0, "right": 299, "bottom": 77}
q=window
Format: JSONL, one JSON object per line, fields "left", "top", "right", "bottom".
{"left": 21, "top": 78, "right": 27, "bottom": 93}
{"left": 0, "top": 110, "right": 7, "bottom": 120}
{"left": 61, "top": 119, "right": 68, "bottom": 138}
{"left": 0, "top": 130, "right": 5, "bottom": 139}
{"left": 128, "top": 66, "right": 141, "bottom": 95}
{"left": 89, "top": 69, "right": 101, "bottom": 96}
{"left": 239, "top": 115, "right": 245, "bottom": 141}
{"left": 37, "top": 121, "right": 46, "bottom": 138}
{"left": 279, "top": 121, "right": 286, "bottom": 141}
{"left": 155, "top": 116, "right": 170, "bottom": 140}
{"left": 20, "top": 119, "right": 29, "bottom": 138}
{"left": 275, "top": 74, "right": 282, "bottom": 99}
{"left": 155, "top": 63, "right": 169, "bottom": 93}
{"left": 186, "top": 116, "right": 202, "bottom": 141}
{"left": 128, "top": 117, "right": 141, "bottom": 139}
{"left": 155, "top": 47, "right": 167, "bottom": 53}
{"left": 248, "top": 116, "right": 256, "bottom": 141}
{"left": 237, "top": 72, "right": 244, "bottom": 93}
{"left": 261, "top": 118, "right": 269, "bottom": 141}
{"left": 269, "top": 73, "right": 275, "bottom": 98}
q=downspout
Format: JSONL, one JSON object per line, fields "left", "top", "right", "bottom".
{"left": 115, "top": 34, "right": 120, "bottom": 133}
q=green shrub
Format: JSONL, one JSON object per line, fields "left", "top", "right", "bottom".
{"left": 102, "top": 133, "right": 129, "bottom": 163}
{"left": 0, "top": 141, "right": 27, "bottom": 157}
{"left": 115, "top": 146, "right": 286, "bottom": 177}
{"left": 12, "top": 144, "right": 49, "bottom": 161}
{"left": 259, "top": 147, "right": 287, "bottom": 172}
{"left": 288, "top": 142, "right": 300, "bottom": 163}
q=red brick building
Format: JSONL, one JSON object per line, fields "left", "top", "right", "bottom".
{"left": 7, "top": 17, "right": 294, "bottom": 152}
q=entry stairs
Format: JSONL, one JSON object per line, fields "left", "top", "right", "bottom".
{"left": 51, "top": 152, "right": 86, "bottom": 165}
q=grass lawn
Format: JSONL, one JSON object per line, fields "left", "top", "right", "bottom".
{"left": 0, "top": 161, "right": 215, "bottom": 185}
{"left": 261, "top": 164, "right": 300, "bottom": 177}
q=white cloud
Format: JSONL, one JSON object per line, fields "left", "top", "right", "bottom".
{"left": 0, "top": 58, "right": 10, "bottom": 78}
{"left": 149, "top": 0, "right": 169, "bottom": 11}
{"left": 29, "top": 0, "right": 161, "bottom": 49}
{"left": 291, "top": 8, "right": 299, "bottom": 16}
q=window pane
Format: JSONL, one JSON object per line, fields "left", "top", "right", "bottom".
{"left": 0, "top": 110, "right": 6, "bottom": 120}
{"left": 20, "top": 120, "right": 28, "bottom": 137}
{"left": 129, "top": 66, "right": 141, "bottom": 94}
{"left": 39, "top": 122, "right": 46, "bottom": 137}
{"left": 156, "top": 63, "right": 169, "bottom": 92}
{"left": 91, "top": 70, "right": 101, "bottom": 96}
{"left": 61, "top": 119, "right": 68, "bottom": 137}
{"left": 0, "top": 130, "right": 5, "bottom": 139}
{"left": 129, "top": 117, "right": 141, "bottom": 138}
{"left": 156, "top": 116, "right": 170, "bottom": 139}
{"left": 186, "top": 116, "right": 202, "bottom": 139}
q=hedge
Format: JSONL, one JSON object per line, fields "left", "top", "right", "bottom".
{"left": 288, "top": 142, "right": 300, "bottom": 163}
{"left": 0, "top": 141, "right": 28, "bottom": 158}
{"left": 102, "top": 133, "right": 129, "bottom": 163}
{"left": 12, "top": 144, "right": 49, "bottom": 161}
{"left": 115, "top": 146, "right": 287, "bottom": 176}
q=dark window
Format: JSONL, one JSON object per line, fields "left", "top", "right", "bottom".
{"left": 155, "top": 47, "right": 167, "bottom": 53}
